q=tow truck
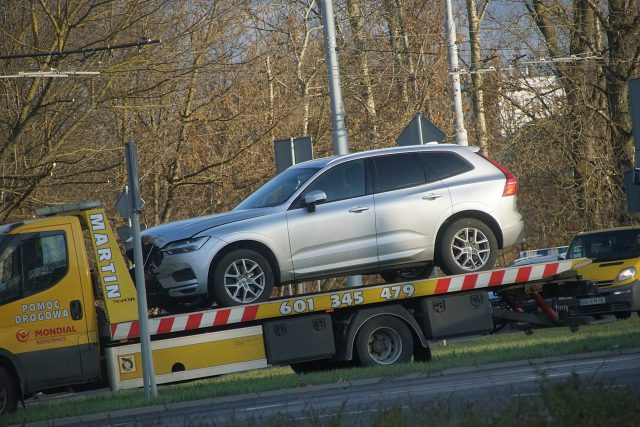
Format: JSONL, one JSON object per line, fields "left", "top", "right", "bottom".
{"left": 0, "top": 201, "right": 596, "bottom": 415}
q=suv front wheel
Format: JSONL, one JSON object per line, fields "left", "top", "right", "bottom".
{"left": 212, "top": 249, "right": 274, "bottom": 307}
{"left": 438, "top": 218, "right": 498, "bottom": 275}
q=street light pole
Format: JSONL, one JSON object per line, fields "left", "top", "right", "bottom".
{"left": 321, "top": 0, "right": 349, "bottom": 156}
{"left": 445, "top": 0, "right": 469, "bottom": 146}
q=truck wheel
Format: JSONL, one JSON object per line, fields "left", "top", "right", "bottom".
{"left": 355, "top": 316, "right": 413, "bottom": 366}
{"left": 213, "top": 249, "right": 274, "bottom": 307}
{"left": 380, "top": 264, "right": 433, "bottom": 284}
{"left": 0, "top": 367, "right": 17, "bottom": 415}
{"left": 438, "top": 218, "right": 498, "bottom": 275}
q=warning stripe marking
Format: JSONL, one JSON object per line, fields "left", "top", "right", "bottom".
{"left": 109, "top": 260, "right": 580, "bottom": 340}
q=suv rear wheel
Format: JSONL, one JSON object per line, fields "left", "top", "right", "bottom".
{"left": 438, "top": 218, "right": 498, "bottom": 275}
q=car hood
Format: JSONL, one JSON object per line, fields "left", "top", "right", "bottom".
{"left": 140, "top": 208, "right": 272, "bottom": 248}
{"left": 575, "top": 257, "right": 639, "bottom": 285}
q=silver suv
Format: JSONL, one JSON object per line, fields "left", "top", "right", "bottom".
{"left": 137, "top": 144, "right": 524, "bottom": 309}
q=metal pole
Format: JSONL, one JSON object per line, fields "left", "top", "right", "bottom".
{"left": 445, "top": 0, "right": 469, "bottom": 146}
{"left": 321, "top": 0, "right": 361, "bottom": 288}
{"left": 125, "top": 142, "right": 158, "bottom": 398}
{"left": 321, "top": 0, "right": 349, "bottom": 156}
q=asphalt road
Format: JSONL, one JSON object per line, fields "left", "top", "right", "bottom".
{"left": 26, "top": 348, "right": 640, "bottom": 427}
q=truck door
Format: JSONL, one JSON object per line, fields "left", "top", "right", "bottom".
{"left": 0, "top": 223, "right": 93, "bottom": 391}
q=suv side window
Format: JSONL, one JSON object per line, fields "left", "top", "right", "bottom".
{"left": 373, "top": 153, "right": 427, "bottom": 193}
{"left": 418, "top": 152, "right": 474, "bottom": 180}
{"left": 296, "top": 159, "right": 366, "bottom": 207}
{"left": 0, "top": 232, "right": 68, "bottom": 305}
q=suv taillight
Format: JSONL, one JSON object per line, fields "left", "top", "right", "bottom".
{"left": 481, "top": 155, "right": 518, "bottom": 197}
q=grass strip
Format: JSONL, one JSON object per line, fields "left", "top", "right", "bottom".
{"left": 6, "top": 316, "right": 640, "bottom": 424}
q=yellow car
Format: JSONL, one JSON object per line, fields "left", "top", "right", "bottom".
{"left": 566, "top": 227, "right": 640, "bottom": 319}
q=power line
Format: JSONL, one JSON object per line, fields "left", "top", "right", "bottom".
{"left": 0, "top": 39, "right": 160, "bottom": 61}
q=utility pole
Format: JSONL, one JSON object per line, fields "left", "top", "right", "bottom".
{"left": 321, "top": 0, "right": 349, "bottom": 156}
{"left": 321, "top": 0, "right": 361, "bottom": 288}
{"left": 445, "top": 0, "right": 469, "bottom": 146}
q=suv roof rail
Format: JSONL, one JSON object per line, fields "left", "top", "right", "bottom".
{"left": 35, "top": 200, "right": 102, "bottom": 217}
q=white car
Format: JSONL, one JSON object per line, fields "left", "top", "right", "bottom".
{"left": 134, "top": 144, "right": 524, "bottom": 309}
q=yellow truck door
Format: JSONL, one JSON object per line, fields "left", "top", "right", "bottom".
{"left": 0, "top": 217, "right": 99, "bottom": 393}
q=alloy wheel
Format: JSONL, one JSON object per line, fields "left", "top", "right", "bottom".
{"left": 450, "top": 227, "right": 491, "bottom": 271}
{"left": 223, "top": 258, "right": 266, "bottom": 304}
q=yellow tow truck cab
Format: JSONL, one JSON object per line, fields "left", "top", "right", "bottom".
{"left": 0, "top": 201, "right": 595, "bottom": 416}
{"left": 0, "top": 202, "right": 138, "bottom": 407}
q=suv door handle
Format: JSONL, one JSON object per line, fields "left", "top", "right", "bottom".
{"left": 422, "top": 193, "right": 443, "bottom": 200}
{"left": 349, "top": 206, "right": 369, "bottom": 213}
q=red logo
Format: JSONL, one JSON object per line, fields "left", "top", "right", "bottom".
{"left": 16, "top": 329, "right": 30, "bottom": 342}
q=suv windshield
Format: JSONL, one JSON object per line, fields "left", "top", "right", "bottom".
{"left": 567, "top": 229, "right": 640, "bottom": 262}
{"left": 235, "top": 167, "right": 320, "bottom": 210}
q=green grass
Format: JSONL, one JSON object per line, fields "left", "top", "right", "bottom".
{"left": 5, "top": 317, "right": 640, "bottom": 424}
{"left": 249, "top": 376, "right": 640, "bottom": 427}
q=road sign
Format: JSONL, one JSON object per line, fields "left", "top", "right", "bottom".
{"left": 396, "top": 113, "right": 446, "bottom": 146}
{"left": 274, "top": 137, "right": 313, "bottom": 174}
{"left": 115, "top": 187, "right": 145, "bottom": 221}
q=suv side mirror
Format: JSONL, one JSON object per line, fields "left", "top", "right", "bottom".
{"left": 558, "top": 253, "right": 566, "bottom": 260}
{"left": 304, "top": 190, "right": 327, "bottom": 213}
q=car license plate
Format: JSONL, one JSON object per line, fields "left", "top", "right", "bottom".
{"left": 578, "top": 296, "right": 606, "bottom": 306}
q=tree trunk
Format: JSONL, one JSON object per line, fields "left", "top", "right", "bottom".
{"left": 465, "top": 0, "right": 488, "bottom": 155}
{"left": 347, "top": 0, "right": 379, "bottom": 144}
{"left": 384, "top": 0, "right": 409, "bottom": 105}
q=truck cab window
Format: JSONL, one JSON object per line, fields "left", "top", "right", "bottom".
{"left": 22, "top": 233, "right": 68, "bottom": 296}
{"left": 0, "top": 239, "right": 22, "bottom": 305}
{"left": 0, "top": 232, "right": 68, "bottom": 305}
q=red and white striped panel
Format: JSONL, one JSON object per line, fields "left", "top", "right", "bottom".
{"left": 110, "top": 304, "right": 260, "bottom": 341}
{"left": 432, "top": 260, "right": 573, "bottom": 294}
{"left": 109, "top": 259, "right": 579, "bottom": 341}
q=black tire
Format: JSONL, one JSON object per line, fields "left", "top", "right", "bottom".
{"left": 614, "top": 311, "right": 632, "bottom": 320}
{"left": 212, "top": 249, "right": 274, "bottom": 307}
{"left": 354, "top": 316, "right": 413, "bottom": 366}
{"left": 437, "top": 218, "right": 498, "bottom": 275}
{"left": 380, "top": 264, "right": 434, "bottom": 284}
{"left": 0, "top": 366, "right": 18, "bottom": 415}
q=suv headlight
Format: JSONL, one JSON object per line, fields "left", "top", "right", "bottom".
{"left": 162, "top": 236, "right": 210, "bottom": 255}
{"left": 615, "top": 267, "right": 637, "bottom": 283}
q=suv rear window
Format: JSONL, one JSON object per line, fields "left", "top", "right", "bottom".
{"left": 373, "top": 153, "right": 430, "bottom": 193}
{"left": 418, "top": 152, "right": 474, "bottom": 180}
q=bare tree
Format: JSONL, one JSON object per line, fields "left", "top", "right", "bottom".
{"left": 346, "top": 0, "right": 379, "bottom": 143}
{"left": 464, "top": 0, "right": 490, "bottom": 155}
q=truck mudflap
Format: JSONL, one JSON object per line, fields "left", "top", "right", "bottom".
{"left": 104, "top": 326, "right": 267, "bottom": 391}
